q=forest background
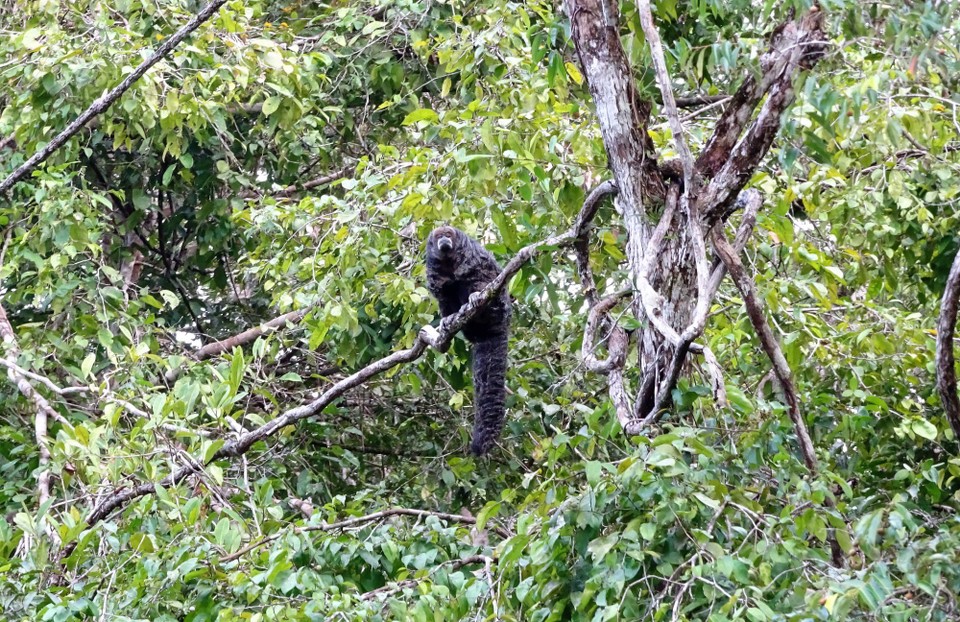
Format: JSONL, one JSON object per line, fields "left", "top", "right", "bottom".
{"left": 1, "top": 0, "right": 959, "bottom": 620}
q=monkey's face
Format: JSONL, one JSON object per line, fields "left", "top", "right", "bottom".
{"left": 427, "top": 225, "right": 461, "bottom": 259}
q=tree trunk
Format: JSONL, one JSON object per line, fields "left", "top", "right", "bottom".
{"left": 565, "top": 0, "right": 827, "bottom": 427}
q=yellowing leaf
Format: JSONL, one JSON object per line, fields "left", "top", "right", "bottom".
{"left": 263, "top": 51, "right": 284, "bottom": 69}
{"left": 22, "top": 28, "right": 42, "bottom": 50}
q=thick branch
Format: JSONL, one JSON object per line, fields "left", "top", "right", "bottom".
{"left": 935, "top": 246, "right": 960, "bottom": 441}
{"left": 633, "top": 190, "right": 760, "bottom": 428}
{"left": 675, "top": 95, "right": 730, "bottom": 108}
{"left": 636, "top": 3, "right": 713, "bottom": 359}
{"left": 565, "top": 0, "right": 666, "bottom": 216}
{"left": 700, "top": 9, "right": 827, "bottom": 223}
{"left": 634, "top": 184, "right": 684, "bottom": 346}
{"left": 630, "top": 182, "right": 710, "bottom": 426}
{"left": 164, "top": 306, "right": 316, "bottom": 383}
{"left": 696, "top": 8, "right": 827, "bottom": 179}
{"left": 0, "top": 0, "right": 229, "bottom": 195}
{"left": 705, "top": 190, "right": 762, "bottom": 299}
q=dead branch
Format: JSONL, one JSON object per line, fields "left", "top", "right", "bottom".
{"left": 0, "top": 356, "right": 87, "bottom": 396}
{"left": 164, "top": 305, "right": 317, "bottom": 383}
{"left": 674, "top": 95, "right": 731, "bottom": 108}
{"left": 935, "top": 245, "right": 960, "bottom": 441}
{"left": 0, "top": 0, "right": 229, "bottom": 195}
{"left": 239, "top": 165, "right": 356, "bottom": 200}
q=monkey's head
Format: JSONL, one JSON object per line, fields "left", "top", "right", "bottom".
{"left": 426, "top": 225, "right": 464, "bottom": 261}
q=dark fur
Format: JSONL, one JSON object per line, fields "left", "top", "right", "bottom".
{"left": 426, "top": 226, "right": 511, "bottom": 455}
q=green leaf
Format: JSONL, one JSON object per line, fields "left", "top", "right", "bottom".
{"left": 587, "top": 533, "right": 618, "bottom": 561}
{"left": 476, "top": 501, "right": 501, "bottom": 530}
{"left": 402, "top": 108, "right": 439, "bottom": 126}
{"left": 639, "top": 523, "right": 656, "bottom": 541}
{"left": 203, "top": 440, "right": 225, "bottom": 464}
{"left": 911, "top": 419, "right": 937, "bottom": 440}
{"left": 129, "top": 533, "right": 157, "bottom": 553}
{"left": 80, "top": 353, "right": 96, "bottom": 380}
{"left": 693, "top": 492, "right": 721, "bottom": 510}
{"left": 262, "top": 96, "right": 281, "bottom": 116}
{"left": 585, "top": 460, "right": 602, "bottom": 485}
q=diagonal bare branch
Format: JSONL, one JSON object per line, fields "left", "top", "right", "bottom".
{"left": 696, "top": 9, "right": 827, "bottom": 179}
{"left": 712, "top": 230, "right": 818, "bottom": 473}
{"left": 164, "top": 305, "right": 317, "bottom": 383}
{"left": 0, "top": 0, "right": 229, "bottom": 195}
{"left": 699, "top": 9, "right": 827, "bottom": 224}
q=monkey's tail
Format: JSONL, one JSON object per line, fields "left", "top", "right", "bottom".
{"left": 470, "top": 333, "right": 509, "bottom": 456}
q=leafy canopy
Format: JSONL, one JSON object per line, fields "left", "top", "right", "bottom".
{"left": 1, "top": 0, "right": 959, "bottom": 620}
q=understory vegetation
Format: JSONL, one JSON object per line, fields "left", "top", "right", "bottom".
{"left": 1, "top": 0, "right": 959, "bottom": 620}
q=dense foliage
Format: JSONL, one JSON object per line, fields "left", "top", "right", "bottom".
{"left": 1, "top": 0, "right": 959, "bottom": 619}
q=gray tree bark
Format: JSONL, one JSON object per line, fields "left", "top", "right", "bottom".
{"left": 564, "top": 0, "right": 827, "bottom": 462}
